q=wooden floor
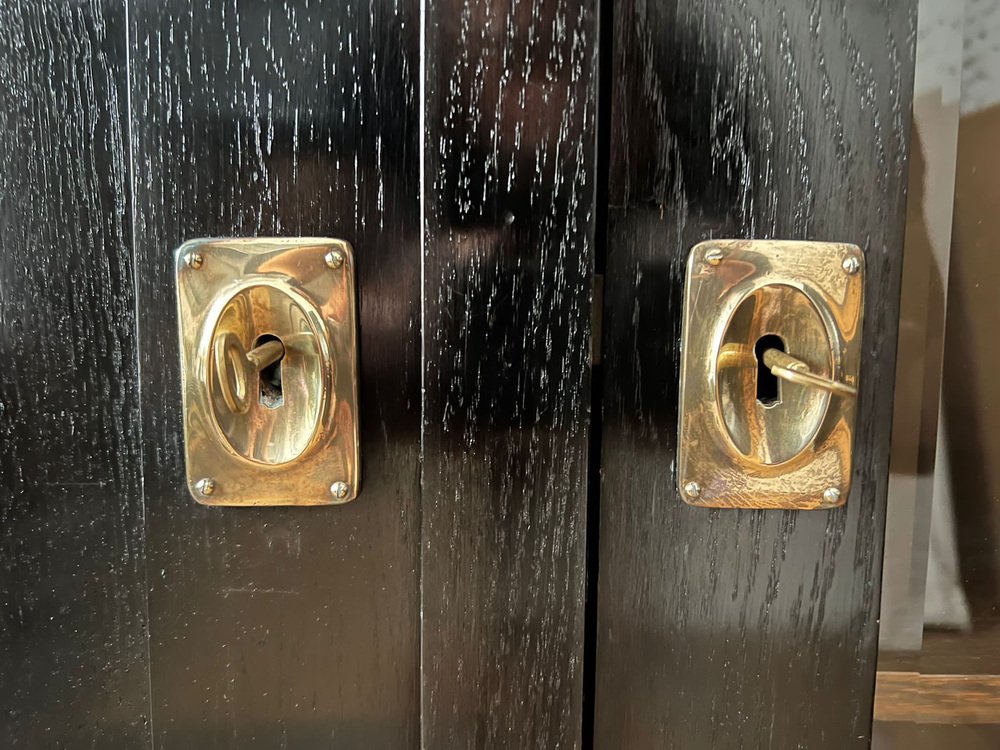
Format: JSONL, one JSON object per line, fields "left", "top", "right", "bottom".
{"left": 874, "top": 624, "right": 1000, "bottom": 746}
{"left": 886, "top": 626, "right": 1000, "bottom": 670}
{"left": 873, "top": 722, "right": 1000, "bottom": 749}
{"left": 875, "top": 672, "right": 1000, "bottom": 723}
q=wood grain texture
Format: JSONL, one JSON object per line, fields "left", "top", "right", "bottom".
{"left": 128, "top": 1, "right": 421, "bottom": 746}
{"left": 0, "top": 1, "right": 149, "bottom": 746}
{"left": 875, "top": 672, "right": 1000, "bottom": 724}
{"left": 421, "top": 0, "right": 598, "bottom": 746}
{"left": 594, "top": 1, "right": 916, "bottom": 747}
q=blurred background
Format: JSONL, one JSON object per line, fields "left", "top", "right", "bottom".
{"left": 874, "top": 0, "right": 1000, "bottom": 745}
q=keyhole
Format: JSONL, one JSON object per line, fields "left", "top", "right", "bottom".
{"left": 754, "top": 334, "right": 785, "bottom": 406}
{"left": 255, "top": 334, "right": 284, "bottom": 408}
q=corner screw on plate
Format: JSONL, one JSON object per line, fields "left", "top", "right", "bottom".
{"left": 325, "top": 249, "right": 345, "bottom": 269}
{"left": 185, "top": 251, "right": 204, "bottom": 270}
{"left": 704, "top": 248, "right": 724, "bottom": 266}
{"left": 684, "top": 481, "right": 701, "bottom": 499}
{"left": 823, "top": 487, "right": 841, "bottom": 505}
{"left": 330, "top": 481, "right": 350, "bottom": 500}
{"left": 842, "top": 255, "right": 861, "bottom": 275}
{"left": 195, "top": 478, "right": 216, "bottom": 497}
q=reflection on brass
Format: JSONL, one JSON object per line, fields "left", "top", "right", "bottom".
{"left": 175, "top": 238, "right": 360, "bottom": 506}
{"left": 677, "top": 239, "right": 864, "bottom": 509}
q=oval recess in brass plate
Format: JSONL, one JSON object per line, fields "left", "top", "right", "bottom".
{"left": 717, "top": 284, "right": 832, "bottom": 465}
{"left": 677, "top": 239, "right": 863, "bottom": 510}
{"left": 206, "top": 282, "right": 329, "bottom": 465}
{"left": 175, "top": 238, "right": 359, "bottom": 507}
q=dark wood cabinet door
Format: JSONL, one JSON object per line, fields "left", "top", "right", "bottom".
{"left": 129, "top": 1, "right": 422, "bottom": 746}
{"left": 592, "top": 0, "right": 916, "bottom": 747}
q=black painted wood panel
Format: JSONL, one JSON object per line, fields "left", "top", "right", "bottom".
{"left": 128, "top": 1, "right": 421, "bottom": 746}
{"left": 594, "top": 1, "right": 916, "bottom": 747}
{"left": 421, "top": 0, "right": 598, "bottom": 746}
{"left": 0, "top": 2, "right": 149, "bottom": 746}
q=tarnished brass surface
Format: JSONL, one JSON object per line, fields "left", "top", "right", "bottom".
{"left": 678, "top": 239, "right": 864, "bottom": 509}
{"left": 175, "top": 238, "right": 360, "bottom": 506}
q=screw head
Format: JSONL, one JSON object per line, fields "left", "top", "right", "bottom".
{"left": 324, "top": 249, "right": 345, "bottom": 269}
{"left": 195, "top": 478, "right": 216, "bottom": 497}
{"left": 704, "top": 249, "right": 724, "bottom": 266}
{"left": 330, "top": 481, "right": 350, "bottom": 500}
{"left": 185, "top": 251, "right": 204, "bottom": 270}
{"left": 842, "top": 255, "right": 861, "bottom": 275}
{"left": 823, "top": 487, "right": 841, "bottom": 505}
{"left": 684, "top": 481, "right": 702, "bottom": 499}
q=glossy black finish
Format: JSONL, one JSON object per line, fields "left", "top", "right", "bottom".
{"left": 593, "top": 1, "right": 916, "bottom": 747}
{"left": 0, "top": 2, "right": 148, "bottom": 745}
{"left": 0, "top": 0, "right": 918, "bottom": 743}
{"left": 129, "top": 1, "right": 420, "bottom": 746}
{"left": 420, "top": 0, "right": 598, "bottom": 746}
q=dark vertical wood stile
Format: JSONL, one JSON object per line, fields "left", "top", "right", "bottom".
{"left": 420, "top": 0, "right": 600, "bottom": 746}
{"left": 0, "top": 2, "right": 149, "bottom": 746}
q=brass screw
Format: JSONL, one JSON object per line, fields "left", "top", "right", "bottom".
{"left": 684, "top": 481, "right": 701, "bottom": 499}
{"left": 325, "top": 249, "right": 345, "bottom": 269}
{"left": 704, "top": 249, "right": 724, "bottom": 266}
{"left": 185, "top": 251, "right": 204, "bottom": 270}
{"left": 823, "top": 487, "right": 841, "bottom": 505}
{"left": 842, "top": 256, "right": 861, "bottom": 275}
{"left": 195, "top": 478, "right": 216, "bottom": 497}
{"left": 330, "top": 481, "right": 350, "bottom": 500}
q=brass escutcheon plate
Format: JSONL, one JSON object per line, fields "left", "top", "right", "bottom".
{"left": 677, "top": 239, "right": 863, "bottom": 510}
{"left": 175, "top": 238, "right": 360, "bottom": 506}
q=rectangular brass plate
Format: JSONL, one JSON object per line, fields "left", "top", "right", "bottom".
{"left": 677, "top": 239, "right": 863, "bottom": 510}
{"left": 175, "top": 237, "right": 360, "bottom": 506}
